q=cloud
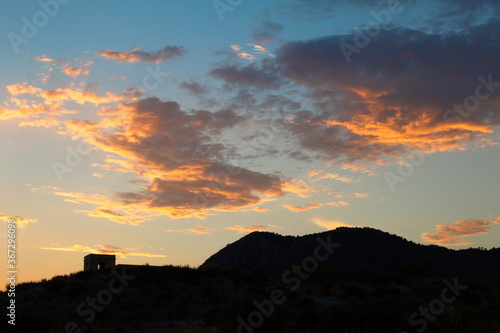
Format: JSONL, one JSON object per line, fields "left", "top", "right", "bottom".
{"left": 236, "top": 51, "right": 256, "bottom": 61}
{"left": 180, "top": 82, "right": 209, "bottom": 95}
{"left": 0, "top": 214, "right": 37, "bottom": 228}
{"left": 211, "top": 20, "right": 500, "bottom": 169}
{"left": 282, "top": 0, "right": 500, "bottom": 29}
{"left": 282, "top": 202, "right": 323, "bottom": 212}
{"left": 308, "top": 168, "right": 355, "bottom": 183}
{"left": 1, "top": 80, "right": 142, "bottom": 128}
{"left": 225, "top": 224, "right": 279, "bottom": 233}
{"left": 251, "top": 207, "right": 270, "bottom": 212}
{"left": 281, "top": 179, "right": 315, "bottom": 198}
{"left": 41, "top": 244, "right": 166, "bottom": 258}
{"left": 6, "top": 82, "right": 42, "bottom": 95}
{"left": 34, "top": 55, "right": 55, "bottom": 62}
{"left": 252, "top": 20, "right": 284, "bottom": 44}
{"left": 34, "top": 55, "right": 93, "bottom": 77}
{"left": 326, "top": 201, "right": 349, "bottom": 207}
{"left": 37, "top": 189, "right": 161, "bottom": 225}
{"left": 247, "top": 43, "right": 274, "bottom": 57}
{"left": 97, "top": 46, "right": 186, "bottom": 63}
{"left": 61, "top": 62, "right": 92, "bottom": 77}
{"left": 48, "top": 97, "right": 287, "bottom": 222}
{"left": 421, "top": 219, "right": 491, "bottom": 246}
{"left": 211, "top": 63, "right": 281, "bottom": 89}
{"left": 164, "top": 227, "right": 215, "bottom": 235}
{"left": 41, "top": 84, "right": 141, "bottom": 105}
{"left": 228, "top": 43, "right": 274, "bottom": 62}
{"left": 311, "top": 217, "right": 353, "bottom": 230}
{"left": 495, "top": 217, "right": 500, "bottom": 224}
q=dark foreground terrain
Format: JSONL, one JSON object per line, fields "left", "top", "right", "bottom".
{"left": 2, "top": 227, "right": 500, "bottom": 333}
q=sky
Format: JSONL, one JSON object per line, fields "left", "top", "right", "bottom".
{"left": 1, "top": 0, "right": 499, "bottom": 285}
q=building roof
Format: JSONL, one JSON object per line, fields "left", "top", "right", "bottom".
{"left": 84, "top": 254, "right": 116, "bottom": 259}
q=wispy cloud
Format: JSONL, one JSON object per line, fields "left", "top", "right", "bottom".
{"left": 308, "top": 168, "right": 355, "bottom": 183}
{"left": 41, "top": 244, "right": 166, "bottom": 258}
{"left": 252, "top": 20, "right": 284, "bottom": 44}
{"left": 282, "top": 179, "right": 315, "bottom": 198}
{"left": 164, "top": 227, "right": 215, "bottom": 235}
{"left": 229, "top": 43, "right": 274, "bottom": 62}
{"left": 61, "top": 62, "right": 93, "bottom": 77}
{"left": 282, "top": 202, "right": 323, "bottom": 212}
{"left": 35, "top": 55, "right": 93, "bottom": 77}
{"left": 422, "top": 219, "right": 491, "bottom": 246}
{"left": 326, "top": 201, "right": 349, "bottom": 207}
{"left": 97, "top": 46, "right": 186, "bottom": 63}
{"left": 0, "top": 213, "right": 37, "bottom": 228}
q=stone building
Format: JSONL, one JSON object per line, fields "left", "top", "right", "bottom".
{"left": 84, "top": 254, "right": 116, "bottom": 271}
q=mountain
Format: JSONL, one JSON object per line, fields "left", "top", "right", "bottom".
{"left": 202, "top": 227, "right": 500, "bottom": 284}
{"left": 3, "top": 227, "right": 500, "bottom": 332}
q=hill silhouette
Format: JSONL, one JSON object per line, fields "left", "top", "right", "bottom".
{"left": 202, "top": 227, "right": 500, "bottom": 284}
{"left": 2, "top": 227, "right": 500, "bottom": 333}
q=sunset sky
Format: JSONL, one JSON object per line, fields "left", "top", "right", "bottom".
{"left": 1, "top": 0, "right": 499, "bottom": 285}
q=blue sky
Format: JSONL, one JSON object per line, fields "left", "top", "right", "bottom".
{"left": 1, "top": 0, "right": 499, "bottom": 284}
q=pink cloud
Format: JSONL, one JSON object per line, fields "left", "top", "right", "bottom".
{"left": 422, "top": 219, "right": 491, "bottom": 246}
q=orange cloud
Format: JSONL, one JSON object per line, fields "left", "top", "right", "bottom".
{"left": 326, "top": 201, "right": 349, "bottom": 207}
{"left": 39, "top": 188, "right": 161, "bottom": 225}
{"left": 38, "top": 98, "right": 286, "bottom": 222}
{"left": 41, "top": 84, "right": 140, "bottom": 105}
{"left": 422, "top": 219, "right": 491, "bottom": 246}
{"left": 308, "top": 168, "right": 355, "bottom": 183}
{"left": 98, "top": 46, "right": 185, "bottom": 63}
{"left": 311, "top": 217, "right": 353, "bottom": 230}
{"left": 41, "top": 244, "right": 166, "bottom": 258}
{"left": 34, "top": 55, "right": 54, "bottom": 62}
{"left": 61, "top": 62, "right": 92, "bottom": 77}
{"left": 282, "top": 202, "right": 323, "bottom": 212}
{"left": 0, "top": 214, "right": 37, "bottom": 228}
{"left": 252, "top": 207, "right": 270, "bottom": 212}
{"left": 6, "top": 82, "right": 42, "bottom": 95}
{"left": 495, "top": 217, "right": 500, "bottom": 224}
{"left": 282, "top": 179, "right": 315, "bottom": 198}
{"left": 34, "top": 55, "right": 93, "bottom": 77}
{"left": 225, "top": 225, "right": 279, "bottom": 233}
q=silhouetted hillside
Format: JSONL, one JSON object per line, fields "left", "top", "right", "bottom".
{"left": 2, "top": 227, "right": 500, "bottom": 333}
{"left": 202, "top": 227, "right": 500, "bottom": 284}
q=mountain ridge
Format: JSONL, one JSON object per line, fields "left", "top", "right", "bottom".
{"left": 202, "top": 227, "right": 500, "bottom": 284}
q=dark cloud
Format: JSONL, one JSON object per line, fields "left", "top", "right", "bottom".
{"left": 211, "top": 20, "right": 500, "bottom": 168}
{"left": 282, "top": 0, "right": 499, "bottom": 31}
{"left": 252, "top": 20, "right": 284, "bottom": 44}
{"left": 66, "top": 97, "right": 283, "bottom": 219}
{"left": 210, "top": 63, "right": 282, "bottom": 89}
{"left": 180, "top": 82, "right": 209, "bottom": 95}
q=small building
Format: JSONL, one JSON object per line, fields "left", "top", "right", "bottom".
{"left": 84, "top": 254, "right": 116, "bottom": 272}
